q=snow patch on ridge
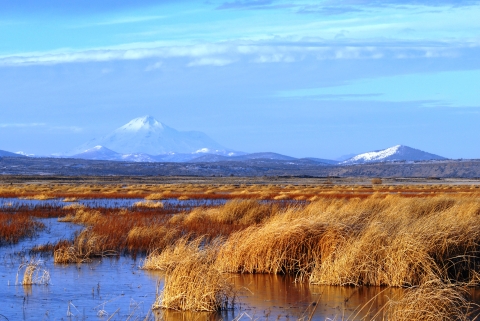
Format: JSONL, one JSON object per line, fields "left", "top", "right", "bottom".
{"left": 342, "top": 145, "right": 446, "bottom": 165}
{"left": 347, "top": 145, "right": 402, "bottom": 163}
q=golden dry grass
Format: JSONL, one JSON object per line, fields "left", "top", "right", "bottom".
{"left": 216, "top": 195, "right": 480, "bottom": 287}
{"left": 58, "top": 209, "right": 103, "bottom": 225}
{"left": 142, "top": 236, "right": 205, "bottom": 271}
{"left": 183, "top": 199, "right": 278, "bottom": 226}
{"left": 62, "top": 203, "right": 86, "bottom": 210}
{"left": 4, "top": 181, "right": 480, "bottom": 318}
{"left": 133, "top": 200, "right": 164, "bottom": 208}
{"left": 54, "top": 229, "right": 117, "bottom": 263}
{"left": 20, "top": 194, "right": 55, "bottom": 200}
{"left": 2, "top": 181, "right": 477, "bottom": 201}
{"left": 151, "top": 238, "right": 235, "bottom": 312}
{"left": 16, "top": 259, "right": 50, "bottom": 285}
{"left": 62, "top": 197, "right": 78, "bottom": 202}
{"left": 145, "top": 193, "right": 165, "bottom": 200}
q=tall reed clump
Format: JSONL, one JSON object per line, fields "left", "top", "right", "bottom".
{"left": 54, "top": 228, "right": 116, "bottom": 263}
{"left": 142, "top": 236, "right": 206, "bottom": 271}
{"left": 309, "top": 196, "right": 480, "bottom": 286}
{"left": 16, "top": 259, "right": 50, "bottom": 285}
{"left": 215, "top": 195, "right": 480, "bottom": 287}
{"left": 215, "top": 208, "right": 346, "bottom": 279}
{"left": 151, "top": 237, "right": 235, "bottom": 312}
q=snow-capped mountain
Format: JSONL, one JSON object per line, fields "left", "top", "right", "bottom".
{"left": 342, "top": 145, "right": 447, "bottom": 165}
{"left": 72, "top": 146, "right": 123, "bottom": 161}
{"left": 71, "top": 116, "right": 237, "bottom": 156}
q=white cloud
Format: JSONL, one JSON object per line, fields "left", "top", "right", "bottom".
{"left": 0, "top": 123, "right": 46, "bottom": 128}
{"left": 0, "top": 123, "right": 82, "bottom": 132}
{"left": 0, "top": 39, "right": 476, "bottom": 67}
{"left": 253, "top": 53, "right": 296, "bottom": 63}
{"left": 187, "top": 57, "right": 235, "bottom": 67}
{"left": 145, "top": 61, "right": 163, "bottom": 71}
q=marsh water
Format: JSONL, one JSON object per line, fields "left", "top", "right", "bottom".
{"left": 0, "top": 197, "right": 226, "bottom": 210}
{"left": 0, "top": 208, "right": 477, "bottom": 320}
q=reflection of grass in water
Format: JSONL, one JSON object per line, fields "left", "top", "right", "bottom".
{"left": 385, "top": 281, "right": 474, "bottom": 321}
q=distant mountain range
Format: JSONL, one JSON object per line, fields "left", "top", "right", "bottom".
{"left": 69, "top": 140, "right": 448, "bottom": 166}
{"left": 1, "top": 116, "right": 452, "bottom": 166}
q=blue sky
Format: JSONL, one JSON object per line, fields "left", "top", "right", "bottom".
{"left": 0, "top": 0, "right": 479, "bottom": 158}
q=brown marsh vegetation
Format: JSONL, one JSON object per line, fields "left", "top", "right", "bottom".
{"left": 0, "top": 181, "right": 478, "bottom": 201}
{"left": 2, "top": 180, "right": 480, "bottom": 318}
{"left": 0, "top": 211, "right": 45, "bottom": 245}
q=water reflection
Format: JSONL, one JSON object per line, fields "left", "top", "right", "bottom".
{"left": 151, "top": 274, "right": 403, "bottom": 321}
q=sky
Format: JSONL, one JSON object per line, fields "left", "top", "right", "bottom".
{"left": 0, "top": 0, "right": 479, "bottom": 159}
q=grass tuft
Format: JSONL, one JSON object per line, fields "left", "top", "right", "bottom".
{"left": 16, "top": 259, "right": 50, "bottom": 285}
{"left": 152, "top": 238, "right": 235, "bottom": 312}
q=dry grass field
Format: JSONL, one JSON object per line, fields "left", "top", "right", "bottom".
{"left": 0, "top": 179, "right": 478, "bottom": 201}
{"left": 1, "top": 179, "right": 480, "bottom": 318}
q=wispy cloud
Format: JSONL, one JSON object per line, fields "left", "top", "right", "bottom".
{"left": 145, "top": 61, "right": 163, "bottom": 71}
{"left": 216, "top": 0, "right": 480, "bottom": 14}
{"left": 327, "top": 0, "right": 480, "bottom": 7}
{"left": 0, "top": 0, "right": 169, "bottom": 15}
{"left": 0, "top": 123, "right": 82, "bottom": 132}
{"left": 187, "top": 57, "right": 234, "bottom": 66}
{"left": 217, "top": 0, "right": 275, "bottom": 10}
{"left": 0, "top": 39, "right": 473, "bottom": 67}
{"left": 73, "top": 15, "right": 165, "bottom": 28}
{"left": 0, "top": 123, "right": 46, "bottom": 128}
{"left": 278, "top": 69, "right": 480, "bottom": 108}
{"left": 296, "top": 5, "right": 364, "bottom": 15}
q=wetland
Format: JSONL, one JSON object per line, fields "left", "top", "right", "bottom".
{"left": 1, "top": 178, "right": 480, "bottom": 320}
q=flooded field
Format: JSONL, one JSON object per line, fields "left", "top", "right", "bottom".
{"left": 0, "top": 218, "right": 402, "bottom": 321}
{"left": 1, "top": 181, "right": 480, "bottom": 320}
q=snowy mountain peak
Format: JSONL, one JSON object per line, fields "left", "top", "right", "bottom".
{"left": 119, "top": 115, "right": 164, "bottom": 132}
{"left": 71, "top": 116, "right": 238, "bottom": 155}
{"left": 342, "top": 145, "right": 446, "bottom": 165}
